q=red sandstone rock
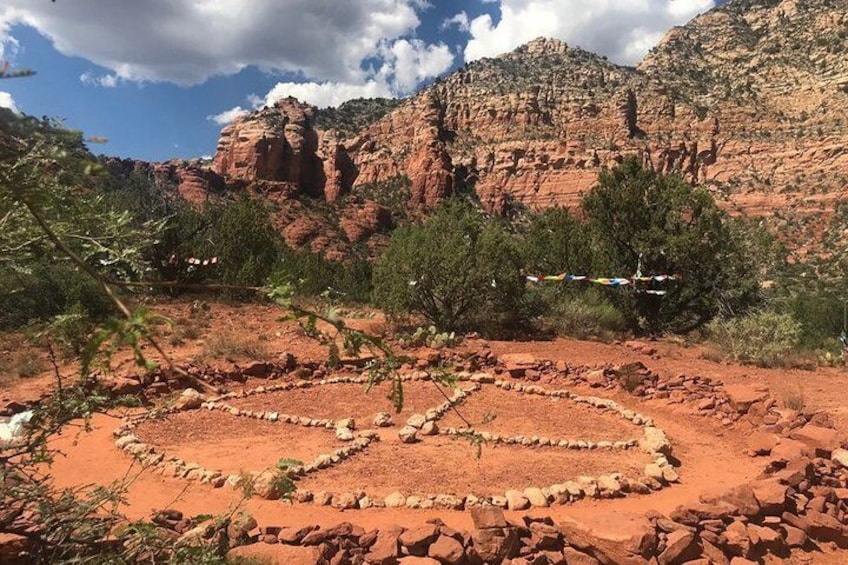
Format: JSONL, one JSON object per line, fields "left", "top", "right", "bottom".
{"left": 398, "top": 524, "right": 439, "bottom": 557}
{"left": 427, "top": 535, "right": 464, "bottom": 564}
{"left": 722, "top": 385, "right": 769, "bottom": 414}
{"left": 749, "top": 478, "right": 788, "bottom": 516}
{"left": 558, "top": 517, "right": 657, "bottom": 565}
{"left": 789, "top": 425, "right": 843, "bottom": 457}
{"left": 657, "top": 530, "right": 700, "bottom": 565}
{"left": 746, "top": 431, "right": 779, "bottom": 456}
{"left": 365, "top": 525, "right": 404, "bottom": 565}
{"left": 471, "top": 506, "right": 508, "bottom": 530}
{"left": 562, "top": 547, "right": 601, "bottom": 565}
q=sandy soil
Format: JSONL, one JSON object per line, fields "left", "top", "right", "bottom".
{"left": 3, "top": 299, "right": 847, "bottom": 564}
{"left": 298, "top": 435, "right": 652, "bottom": 497}
{"left": 440, "top": 386, "right": 643, "bottom": 441}
{"left": 134, "top": 411, "right": 345, "bottom": 474}
{"left": 227, "top": 381, "right": 447, "bottom": 423}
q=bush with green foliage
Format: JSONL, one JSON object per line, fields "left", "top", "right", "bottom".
{"left": 780, "top": 289, "right": 845, "bottom": 351}
{"left": 542, "top": 288, "right": 626, "bottom": 340}
{"left": 373, "top": 199, "right": 527, "bottom": 335}
{"left": 582, "top": 157, "right": 764, "bottom": 333}
{"left": 271, "top": 248, "right": 373, "bottom": 303}
{"left": 520, "top": 206, "right": 596, "bottom": 276}
{"left": 398, "top": 325, "right": 462, "bottom": 349}
{"left": 707, "top": 310, "right": 801, "bottom": 367}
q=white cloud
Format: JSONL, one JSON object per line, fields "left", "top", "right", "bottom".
{"left": 207, "top": 106, "right": 250, "bottom": 126}
{"left": 261, "top": 80, "right": 393, "bottom": 110}
{"left": 0, "top": 1, "right": 429, "bottom": 85}
{"left": 379, "top": 39, "right": 454, "bottom": 93}
{"left": 0, "top": 91, "right": 17, "bottom": 113}
{"left": 80, "top": 72, "right": 120, "bottom": 88}
{"left": 464, "top": 0, "right": 715, "bottom": 65}
{"left": 442, "top": 12, "right": 470, "bottom": 32}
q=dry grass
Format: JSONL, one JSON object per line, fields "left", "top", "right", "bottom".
{"left": 780, "top": 385, "right": 806, "bottom": 412}
{"left": 0, "top": 348, "right": 48, "bottom": 385}
{"left": 197, "top": 332, "right": 270, "bottom": 362}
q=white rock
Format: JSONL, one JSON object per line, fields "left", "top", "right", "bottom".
{"left": 833, "top": 448, "right": 848, "bottom": 469}
{"left": 644, "top": 463, "right": 665, "bottom": 481}
{"left": 384, "top": 491, "right": 406, "bottom": 508}
{"left": 406, "top": 414, "right": 427, "bottom": 429}
{"left": 505, "top": 490, "right": 530, "bottom": 510}
{"left": 373, "top": 412, "right": 393, "bottom": 427}
{"left": 398, "top": 425, "right": 419, "bottom": 443}
{"left": 420, "top": 421, "right": 439, "bottom": 436}
{"left": 639, "top": 426, "right": 672, "bottom": 455}
{"left": 335, "top": 427, "right": 354, "bottom": 441}
{"left": 336, "top": 418, "right": 355, "bottom": 430}
{"left": 524, "top": 487, "right": 549, "bottom": 507}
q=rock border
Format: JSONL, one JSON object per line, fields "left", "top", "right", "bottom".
{"left": 112, "top": 368, "right": 678, "bottom": 509}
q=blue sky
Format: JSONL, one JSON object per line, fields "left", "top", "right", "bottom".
{"left": 0, "top": 1, "right": 718, "bottom": 162}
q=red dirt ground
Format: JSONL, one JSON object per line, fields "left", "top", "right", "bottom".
{"left": 3, "top": 299, "right": 848, "bottom": 564}
{"left": 298, "top": 435, "right": 651, "bottom": 497}
{"left": 439, "top": 386, "right": 643, "bottom": 441}
{"left": 227, "top": 381, "right": 447, "bottom": 423}
{"left": 134, "top": 411, "right": 345, "bottom": 474}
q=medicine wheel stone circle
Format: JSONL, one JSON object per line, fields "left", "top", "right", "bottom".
{"left": 112, "top": 369, "right": 679, "bottom": 511}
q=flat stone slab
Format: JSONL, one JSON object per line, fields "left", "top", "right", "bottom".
{"left": 722, "top": 384, "right": 768, "bottom": 413}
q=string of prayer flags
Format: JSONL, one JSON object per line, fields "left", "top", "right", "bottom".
{"left": 525, "top": 273, "right": 679, "bottom": 289}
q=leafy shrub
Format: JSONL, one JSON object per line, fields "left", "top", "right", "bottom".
{"left": 582, "top": 157, "right": 765, "bottom": 334}
{"left": 197, "top": 196, "right": 282, "bottom": 289}
{"left": 541, "top": 288, "right": 626, "bottom": 340}
{"left": 783, "top": 290, "right": 845, "bottom": 350}
{"left": 373, "top": 199, "right": 527, "bottom": 335}
{"left": 0, "top": 261, "right": 113, "bottom": 330}
{"left": 707, "top": 311, "right": 801, "bottom": 367}
{"left": 398, "top": 326, "right": 462, "bottom": 349}
{"left": 519, "top": 206, "right": 596, "bottom": 276}
{"left": 272, "top": 249, "right": 373, "bottom": 303}
{"left": 50, "top": 302, "right": 96, "bottom": 357}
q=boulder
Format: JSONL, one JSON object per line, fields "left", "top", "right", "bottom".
{"left": 505, "top": 490, "right": 530, "bottom": 510}
{"left": 335, "top": 427, "right": 354, "bottom": 441}
{"left": 657, "top": 530, "right": 700, "bottom": 565}
{"left": 399, "top": 524, "right": 440, "bottom": 557}
{"left": 639, "top": 427, "right": 672, "bottom": 455}
{"left": 500, "top": 353, "right": 540, "bottom": 377}
{"left": 174, "top": 388, "right": 204, "bottom": 411}
{"left": 428, "top": 535, "right": 464, "bottom": 564}
{"left": 746, "top": 431, "right": 779, "bottom": 456}
{"left": 471, "top": 505, "right": 508, "bottom": 530}
{"left": 832, "top": 448, "right": 848, "bottom": 468}
{"left": 398, "top": 426, "right": 419, "bottom": 443}
{"left": 722, "top": 521, "right": 751, "bottom": 558}
{"left": 374, "top": 412, "right": 394, "bottom": 427}
{"left": 558, "top": 516, "right": 657, "bottom": 565}
{"left": 365, "top": 525, "right": 404, "bottom": 565}
{"left": 407, "top": 414, "right": 427, "bottom": 429}
{"left": 722, "top": 385, "right": 768, "bottom": 414}
{"left": 749, "top": 478, "right": 788, "bottom": 516}
{"left": 470, "top": 526, "right": 520, "bottom": 563}
{"left": 562, "top": 546, "right": 601, "bottom": 565}
{"left": 770, "top": 438, "right": 813, "bottom": 461}
{"left": 799, "top": 510, "right": 848, "bottom": 546}
{"left": 788, "top": 425, "right": 842, "bottom": 457}
{"left": 420, "top": 421, "right": 439, "bottom": 436}
{"left": 524, "top": 487, "right": 549, "bottom": 507}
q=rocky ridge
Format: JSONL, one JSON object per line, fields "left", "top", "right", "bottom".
{"left": 173, "top": 0, "right": 848, "bottom": 257}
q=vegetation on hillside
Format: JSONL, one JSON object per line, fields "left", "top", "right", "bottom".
{"left": 315, "top": 98, "right": 403, "bottom": 136}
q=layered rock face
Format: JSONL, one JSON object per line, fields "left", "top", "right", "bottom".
{"left": 343, "top": 0, "right": 848, "bottom": 219}
{"left": 212, "top": 97, "right": 356, "bottom": 202}
{"left": 195, "top": 0, "right": 847, "bottom": 257}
